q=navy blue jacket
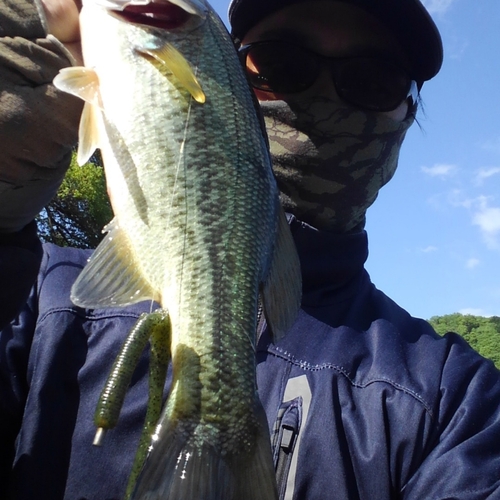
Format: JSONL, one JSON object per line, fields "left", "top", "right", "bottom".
{"left": 1, "top": 217, "right": 500, "bottom": 499}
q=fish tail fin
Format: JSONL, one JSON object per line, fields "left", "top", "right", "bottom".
{"left": 232, "top": 401, "right": 279, "bottom": 500}
{"left": 130, "top": 405, "right": 278, "bottom": 500}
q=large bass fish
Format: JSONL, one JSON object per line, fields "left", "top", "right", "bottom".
{"left": 54, "top": 0, "right": 301, "bottom": 498}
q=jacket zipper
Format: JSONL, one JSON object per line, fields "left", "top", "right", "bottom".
{"left": 275, "top": 424, "right": 297, "bottom": 497}
{"left": 272, "top": 399, "right": 302, "bottom": 499}
{"left": 256, "top": 301, "right": 266, "bottom": 343}
{"left": 255, "top": 306, "right": 301, "bottom": 498}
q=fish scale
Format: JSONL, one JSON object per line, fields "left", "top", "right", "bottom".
{"left": 54, "top": 0, "right": 301, "bottom": 498}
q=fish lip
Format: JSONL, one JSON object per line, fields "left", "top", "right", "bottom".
{"left": 112, "top": 2, "right": 194, "bottom": 30}
{"left": 92, "top": 0, "right": 207, "bottom": 16}
{"left": 97, "top": 0, "right": 207, "bottom": 31}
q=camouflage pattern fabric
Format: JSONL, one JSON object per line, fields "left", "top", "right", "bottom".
{"left": 261, "top": 98, "right": 414, "bottom": 233}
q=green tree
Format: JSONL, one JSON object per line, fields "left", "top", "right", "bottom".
{"left": 429, "top": 313, "right": 500, "bottom": 369}
{"left": 37, "top": 152, "right": 113, "bottom": 249}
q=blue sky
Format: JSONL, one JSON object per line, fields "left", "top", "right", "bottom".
{"left": 365, "top": 0, "right": 500, "bottom": 319}
{"left": 209, "top": 0, "right": 500, "bottom": 320}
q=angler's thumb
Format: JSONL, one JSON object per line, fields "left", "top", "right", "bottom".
{"left": 40, "top": 0, "right": 81, "bottom": 42}
{"left": 40, "top": 0, "right": 83, "bottom": 64}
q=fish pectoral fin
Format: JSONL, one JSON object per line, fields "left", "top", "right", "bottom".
{"left": 262, "top": 209, "right": 302, "bottom": 342}
{"left": 77, "top": 102, "right": 101, "bottom": 165}
{"left": 53, "top": 67, "right": 103, "bottom": 165}
{"left": 71, "top": 218, "right": 159, "bottom": 308}
{"left": 53, "top": 66, "right": 102, "bottom": 106}
{"left": 136, "top": 43, "right": 206, "bottom": 103}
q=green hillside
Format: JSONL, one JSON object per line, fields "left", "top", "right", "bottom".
{"left": 428, "top": 313, "right": 500, "bottom": 369}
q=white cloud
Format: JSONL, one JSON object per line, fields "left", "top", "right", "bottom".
{"left": 466, "top": 258, "right": 480, "bottom": 269}
{"left": 447, "top": 189, "right": 477, "bottom": 209}
{"left": 421, "top": 0, "right": 455, "bottom": 15}
{"left": 474, "top": 207, "right": 500, "bottom": 233}
{"left": 480, "top": 137, "right": 500, "bottom": 155}
{"left": 459, "top": 308, "right": 492, "bottom": 317}
{"left": 444, "top": 193, "right": 500, "bottom": 250}
{"left": 475, "top": 167, "right": 500, "bottom": 185}
{"left": 421, "top": 163, "right": 458, "bottom": 178}
{"left": 472, "top": 200, "right": 500, "bottom": 249}
{"left": 420, "top": 245, "right": 438, "bottom": 253}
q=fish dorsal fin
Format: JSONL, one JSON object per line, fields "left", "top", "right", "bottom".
{"left": 53, "top": 67, "right": 102, "bottom": 165}
{"left": 262, "top": 209, "right": 302, "bottom": 341}
{"left": 71, "top": 218, "right": 159, "bottom": 309}
{"left": 136, "top": 43, "right": 206, "bottom": 103}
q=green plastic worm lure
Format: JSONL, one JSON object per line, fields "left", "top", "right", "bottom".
{"left": 92, "top": 310, "right": 171, "bottom": 497}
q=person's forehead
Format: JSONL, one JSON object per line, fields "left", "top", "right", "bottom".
{"left": 242, "top": 1, "right": 407, "bottom": 61}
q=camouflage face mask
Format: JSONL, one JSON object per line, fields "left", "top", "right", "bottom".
{"left": 260, "top": 97, "right": 414, "bottom": 233}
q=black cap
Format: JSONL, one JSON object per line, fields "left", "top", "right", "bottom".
{"left": 228, "top": 0, "right": 443, "bottom": 83}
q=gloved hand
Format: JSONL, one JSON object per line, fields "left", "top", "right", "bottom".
{"left": 0, "top": 0, "right": 83, "bottom": 233}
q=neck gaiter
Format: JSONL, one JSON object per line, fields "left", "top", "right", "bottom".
{"left": 260, "top": 97, "right": 414, "bottom": 233}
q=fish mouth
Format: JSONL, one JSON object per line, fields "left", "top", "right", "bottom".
{"left": 113, "top": 2, "right": 194, "bottom": 30}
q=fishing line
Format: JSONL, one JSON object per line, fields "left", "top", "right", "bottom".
{"left": 174, "top": 92, "right": 195, "bottom": 313}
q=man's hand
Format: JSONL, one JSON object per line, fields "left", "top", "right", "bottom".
{"left": 41, "top": 0, "right": 82, "bottom": 64}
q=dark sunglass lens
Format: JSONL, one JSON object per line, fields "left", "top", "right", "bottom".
{"left": 334, "top": 59, "right": 411, "bottom": 111}
{"left": 244, "top": 42, "right": 319, "bottom": 94}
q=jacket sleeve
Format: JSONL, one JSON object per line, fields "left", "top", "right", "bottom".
{"left": 0, "top": 258, "right": 39, "bottom": 494}
{"left": 0, "top": 0, "right": 82, "bottom": 326}
{"left": 403, "top": 332, "right": 500, "bottom": 499}
{"left": 0, "top": 222, "right": 42, "bottom": 330}
{"left": 0, "top": 8, "right": 77, "bottom": 482}
{"left": 0, "top": 0, "right": 82, "bottom": 233}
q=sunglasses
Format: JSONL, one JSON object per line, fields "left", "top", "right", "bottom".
{"left": 238, "top": 40, "right": 418, "bottom": 112}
